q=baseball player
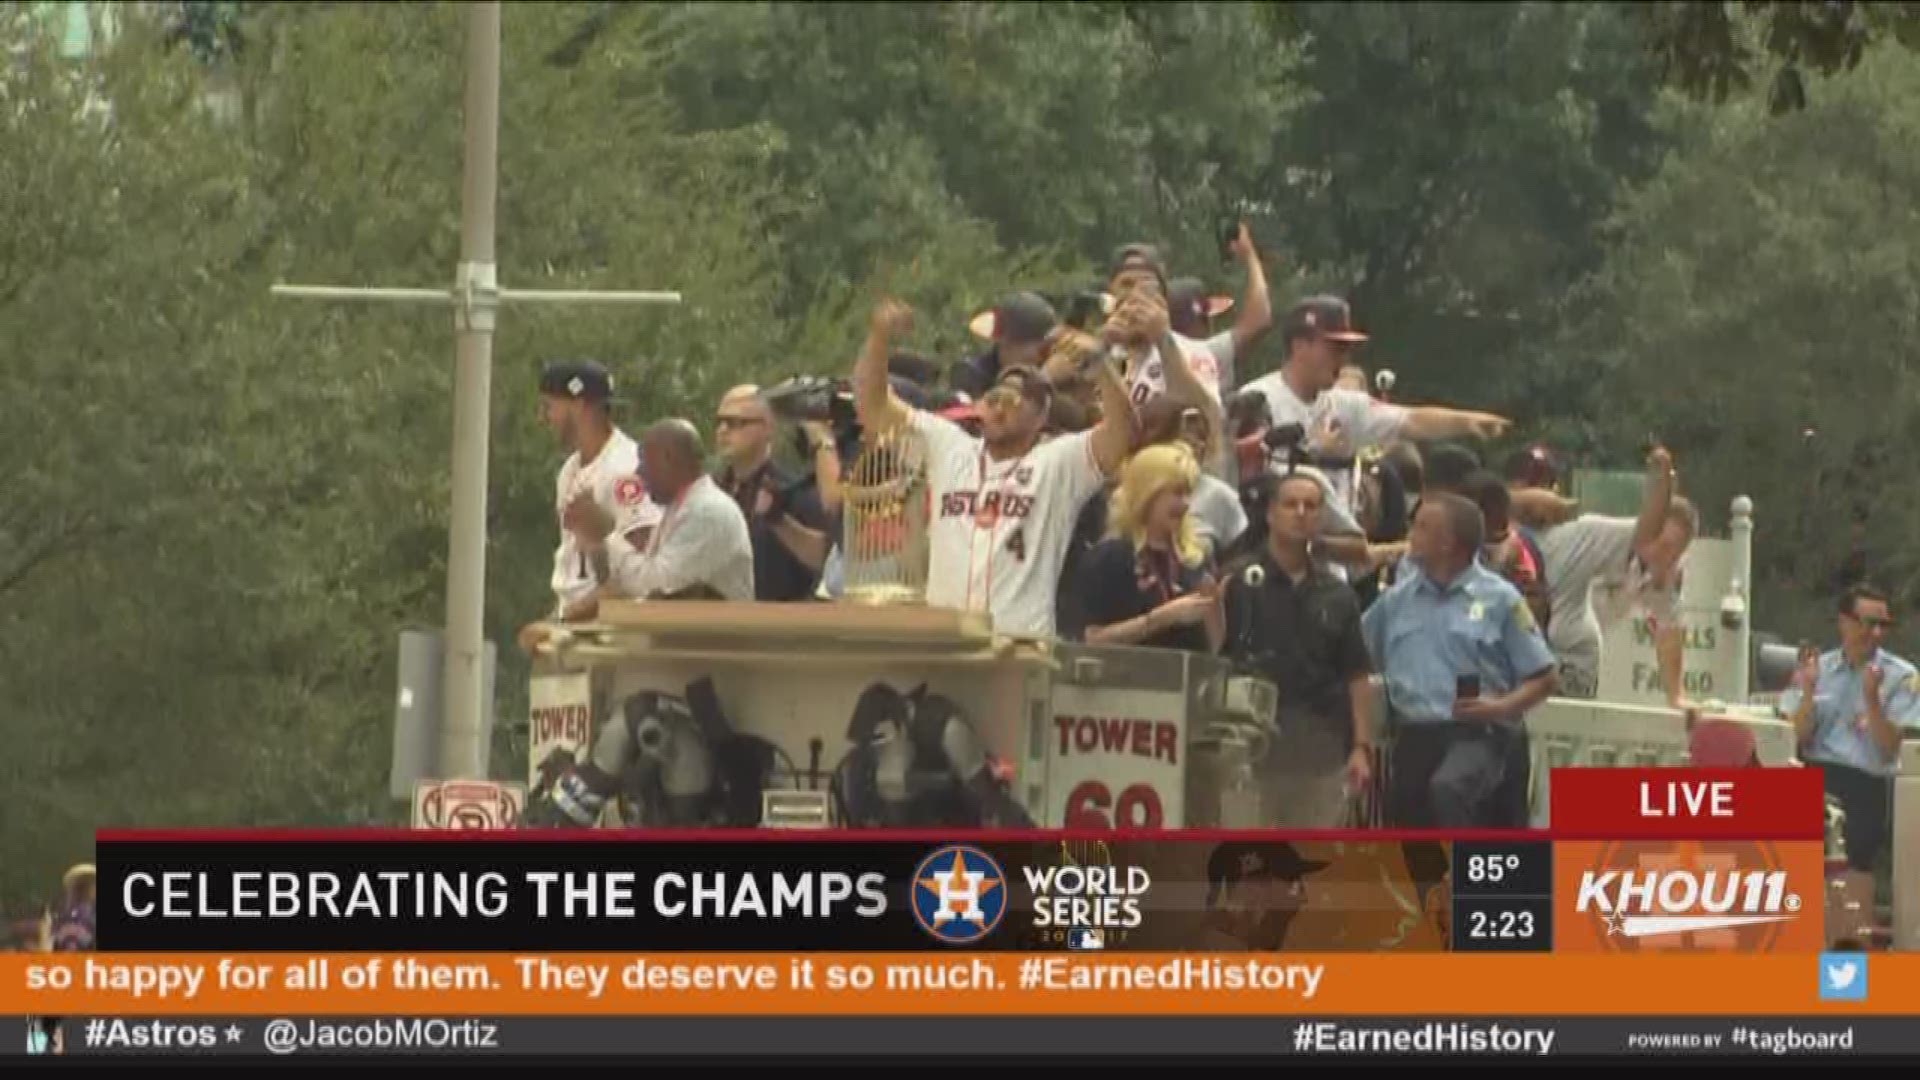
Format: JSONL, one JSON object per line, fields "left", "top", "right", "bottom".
{"left": 538, "top": 360, "right": 660, "bottom": 620}
{"left": 852, "top": 298, "right": 1138, "bottom": 639}
{"left": 1239, "top": 297, "right": 1510, "bottom": 512}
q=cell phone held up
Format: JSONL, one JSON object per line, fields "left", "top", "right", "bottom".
{"left": 1217, "top": 217, "right": 1241, "bottom": 263}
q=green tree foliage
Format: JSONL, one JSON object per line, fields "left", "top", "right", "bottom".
{"left": 1639, "top": 1, "right": 1920, "bottom": 114}
{"left": 0, "top": 2, "right": 798, "bottom": 903}
{"left": 6, "top": 1, "right": 1912, "bottom": 906}
{"left": 1565, "top": 43, "right": 1920, "bottom": 638}
{"left": 1254, "top": 2, "right": 1668, "bottom": 425}
{"left": 650, "top": 0, "right": 1302, "bottom": 352}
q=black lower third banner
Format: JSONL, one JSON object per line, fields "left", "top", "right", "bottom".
{"left": 92, "top": 833, "right": 1498, "bottom": 952}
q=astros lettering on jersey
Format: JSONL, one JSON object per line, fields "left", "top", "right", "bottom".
{"left": 550, "top": 427, "right": 662, "bottom": 613}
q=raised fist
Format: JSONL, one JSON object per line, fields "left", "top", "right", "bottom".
{"left": 1228, "top": 221, "right": 1257, "bottom": 262}
{"left": 870, "top": 298, "right": 914, "bottom": 341}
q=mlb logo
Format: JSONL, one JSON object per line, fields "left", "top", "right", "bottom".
{"left": 1067, "top": 927, "right": 1105, "bottom": 951}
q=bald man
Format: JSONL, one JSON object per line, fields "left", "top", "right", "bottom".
{"left": 573, "top": 419, "right": 754, "bottom": 602}
{"left": 714, "top": 385, "right": 832, "bottom": 601}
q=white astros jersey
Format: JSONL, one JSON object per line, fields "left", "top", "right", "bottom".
{"left": 1123, "top": 331, "right": 1224, "bottom": 407}
{"left": 550, "top": 427, "right": 661, "bottom": 613}
{"left": 909, "top": 410, "right": 1106, "bottom": 640}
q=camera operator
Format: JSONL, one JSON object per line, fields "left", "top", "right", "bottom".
{"left": 1220, "top": 399, "right": 1384, "bottom": 579}
{"left": 789, "top": 370, "right": 945, "bottom": 602}
{"left": 712, "top": 385, "right": 832, "bottom": 601}
{"left": 1223, "top": 466, "right": 1375, "bottom": 827}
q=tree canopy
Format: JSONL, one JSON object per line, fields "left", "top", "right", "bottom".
{"left": 4, "top": 0, "right": 1918, "bottom": 902}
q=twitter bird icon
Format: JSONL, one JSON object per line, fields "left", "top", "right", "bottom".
{"left": 1818, "top": 953, "right": 1868, "bottom": 1002}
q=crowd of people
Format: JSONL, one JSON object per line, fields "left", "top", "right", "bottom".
{"left": 514, "top": 229, "right": 1910, "bottom": 842}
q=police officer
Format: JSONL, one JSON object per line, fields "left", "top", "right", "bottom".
{"left": 1362, "top": 493, "right": 1557, "bottom": 828}
{"left": 1781, "top": 583, "right": 1920, "bottom": 885}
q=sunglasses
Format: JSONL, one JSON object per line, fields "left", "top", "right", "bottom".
{"left": 714, "top": 416, "right": 766, "bottom": 431}
{"left": 1848, "top": 613, "right": 1896, "bottom": 630}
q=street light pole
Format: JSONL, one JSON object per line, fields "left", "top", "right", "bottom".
{"left": 439, "top": 0, "right": 503, "bottom": 780}
{"left": 271, "top": 2, "right": 680, "bottom": 784}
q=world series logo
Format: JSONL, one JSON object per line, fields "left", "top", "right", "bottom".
{"left": 1024, "top": 839, "right": 1149, "bottom": 949}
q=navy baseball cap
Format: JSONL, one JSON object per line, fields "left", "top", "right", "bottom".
{"left": 539, "top": 359, "right": 614, "bottom": 401}
{"left": 1282, "top": 295, "right": 1369, "bottom": 345}
{"left": 970, "top": 291, "right": 1060, "bottom": 345}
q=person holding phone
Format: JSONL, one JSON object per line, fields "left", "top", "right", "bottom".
{"left": 1363, "top": 493, "right": 1558, "bottom": 828}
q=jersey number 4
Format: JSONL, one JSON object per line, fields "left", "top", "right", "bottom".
{"left": 1005, "top": 528, "right": 1027, "bottom": 562}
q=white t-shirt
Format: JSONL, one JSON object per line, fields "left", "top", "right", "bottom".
{"left": 1537, "top": 514, "right": 1682, "bottom": 697}
{"left": 606, "top": 476, "right": 754, "bottom": 602}
{"left": 1190, "top": 473, "right": 1248, "bottom": 557}
{"left": 1125, "top": 331, "right": 1225, "bottom": 408}
{"left": 550, "top": 428, "right": 662, "bottom": 613}
{"left": 1239, "top": 372, "right": 1408, "bottom": 512}
{"left": 1202, "top": 330, "right": 1238, "bottom": 392}
{"left": 911, "top": 410, "right": 1107, "bottom": 639}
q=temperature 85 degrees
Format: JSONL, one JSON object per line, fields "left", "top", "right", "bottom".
{"left": 1466, "top": 853, "right": 1523, "bottom": 885}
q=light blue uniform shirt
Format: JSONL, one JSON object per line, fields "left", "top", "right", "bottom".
{"left": 1362, "top": 561, "right": 1556, "bottom": 724}
{"left": 1779, "top": 648, "right": 1920, "bottom": 777}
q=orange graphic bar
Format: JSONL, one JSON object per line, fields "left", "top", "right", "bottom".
{"left": 4, "top": 953, "right": 1915, "bottom": 1016}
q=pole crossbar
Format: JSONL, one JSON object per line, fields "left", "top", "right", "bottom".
{"left": 271, "top": 285, "right": 684, "bottom": 305}
{"left": 264, "top": 4, "right": 680, "bottom": 785}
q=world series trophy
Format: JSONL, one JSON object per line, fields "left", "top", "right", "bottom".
{"left": 841, "top": 423, "right": 931, "bottom": 605}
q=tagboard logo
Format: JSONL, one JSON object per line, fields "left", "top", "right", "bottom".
{"left": 911, "top": 846, "right": 1007, "bottom": 946}
{"left": 1555, "top": 840, "right": 1825, "bottom": 953}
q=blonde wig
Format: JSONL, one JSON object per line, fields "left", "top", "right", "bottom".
{"left": 1108, "top": 442, "right": 1205, "bottom": 568}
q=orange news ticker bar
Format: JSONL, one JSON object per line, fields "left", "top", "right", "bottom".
{"left": 4, "top": 954, "right": 1915, "bottom": 1017}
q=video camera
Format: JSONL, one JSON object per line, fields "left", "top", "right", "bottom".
{"left": 762, "top": 374, "right": 862, "bottom": 462}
